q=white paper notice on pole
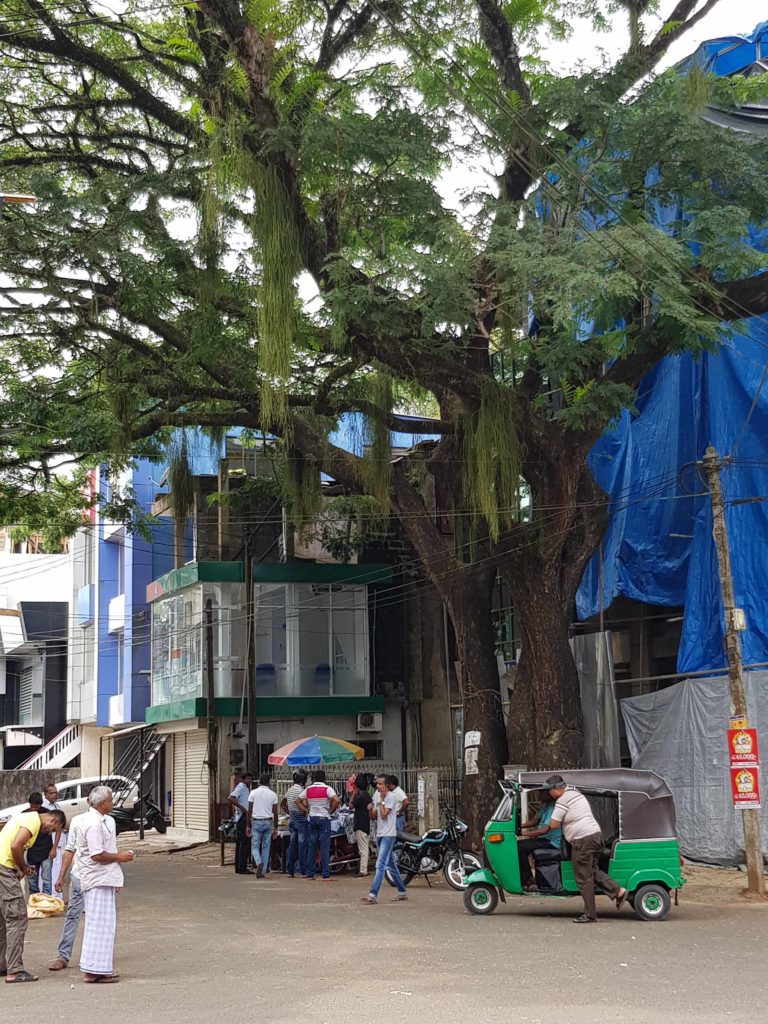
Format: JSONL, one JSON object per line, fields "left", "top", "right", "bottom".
{"left": 465, "top": 746, "right": 479, "bottom": 775}
{"left": 417, "top": 777, "right": 425, "bottom": 817}
{"left": 464, "top": 730, "right": 481, "bottom": 749}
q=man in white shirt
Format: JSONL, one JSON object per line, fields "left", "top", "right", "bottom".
{"left": 247, "top": 774, "right": 278, "bottom": 879}
{"left": 387, "top": 775, "right": 409, "bottom": 832}
{"left": 280, "top": 771, "right": 308, "bottom": 877}
{"left": 296, "top": 770, "right": 339, "bottom": 880}
{"left": 49, "top": 811, "right": 88, "bottom": 972}
{"left": 76, "top": 786, "right": 135, "bottom": 983}
{"left": 543, "top": 775, "right": 627, "bottom": 923}
{"left": 228, "top": 772, "right": 254, "bottom": 875}
{"left": 361, "top": 775, "right": 407, "bottom": 905}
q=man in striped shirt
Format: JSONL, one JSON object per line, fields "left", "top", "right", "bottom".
{"left": 296, "top": 771, "right": 339, "bottom": 880}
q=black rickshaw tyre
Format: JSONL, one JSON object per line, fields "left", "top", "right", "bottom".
{"left": 632, "top": 884, "right": 671, "bottom": 921}
{"left": 464, "top": 882, "right": 499, "bottom": 915}
{"left": 443, "top": 852, "right": 483, "bottom": 891}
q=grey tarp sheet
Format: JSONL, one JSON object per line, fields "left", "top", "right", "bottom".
{"left": 621, "top": 673, "right": 768, "bottom": 865}
{"left": 571, "top": 632, "right": 621, "bottom": 768}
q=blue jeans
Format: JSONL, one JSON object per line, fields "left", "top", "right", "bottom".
{"left": 40, "top": 857, "right": 53, "bottom": 895}
{"left": 287, "top": 812, "right": 308, "bottom": 876}
{"left": 370, "top": 836, "right": 406, "bottom": 899}
{"left": 27, "top": 860, "right": 52, "bottom": 895}
{"left": 250, "top": 820, "right": 273, "bottom": 873}
{"left": 396, "top": 815, "right": 405, "bottom": 833}
{"left": 306, "top": 817, "right": 331, "bottom": 879}
{"left": 58, "top": 875, "right": 85, "bottom": 962}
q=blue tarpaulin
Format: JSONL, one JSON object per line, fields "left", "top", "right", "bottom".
{"left": 576, "top": 22, "right": 768, "bottom": 673}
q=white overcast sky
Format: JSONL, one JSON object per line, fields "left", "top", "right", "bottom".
{"left": 550, "top": 1, "right": 764, "bottom": 72}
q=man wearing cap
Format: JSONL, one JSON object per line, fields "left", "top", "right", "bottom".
{"left": 542, "top": 775, "right": 627, "bottom": 924}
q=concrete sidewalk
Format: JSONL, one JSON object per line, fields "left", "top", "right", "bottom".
{"left": 6, "top": 852, "right": 767, "bottom": 1024}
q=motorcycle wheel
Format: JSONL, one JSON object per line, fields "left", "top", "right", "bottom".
{"left": 443, "top": 852, "right": 482, "bottom": 891}
{"left": 153, "top": 816, "right": 167, "bottom": 835}
{"left": 384, "top": 849, "right": 415, "bottom": 887}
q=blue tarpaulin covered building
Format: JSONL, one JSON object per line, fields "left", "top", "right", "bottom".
{"left": 576, "top": 21, "right": 768, "bottom": 675}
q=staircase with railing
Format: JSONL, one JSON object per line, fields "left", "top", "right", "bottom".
{"left": 109, "top": 727, "right": 167, "bottom": 808}
{"left": 19, "top": 723, "right": 81, "bottom": 771}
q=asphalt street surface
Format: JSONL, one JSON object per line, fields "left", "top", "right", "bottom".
{"left": 5, "top": 852, "right": 766, "bottom": 1024}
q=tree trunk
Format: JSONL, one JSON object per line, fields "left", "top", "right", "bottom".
{"left": 447, "top": 574, "right": 509, "bottom": 847}
{"left": 506, "top": 571, "right": 583, "bottom": 770}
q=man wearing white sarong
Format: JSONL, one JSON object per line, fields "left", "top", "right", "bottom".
{"left": 76, "top": 786, "right": 134, "bottom": 985}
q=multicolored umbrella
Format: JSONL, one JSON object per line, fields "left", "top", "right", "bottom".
{"left": 267, "top": 735, "right": 365, "bottom": 766}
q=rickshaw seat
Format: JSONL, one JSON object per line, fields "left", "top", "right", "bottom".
{"left": 532, "top": 846, "right": 565, "bottom": 865}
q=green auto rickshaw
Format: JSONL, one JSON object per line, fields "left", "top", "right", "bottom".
{"left": 464, "top": 769, "right": 685, "bottom": 922}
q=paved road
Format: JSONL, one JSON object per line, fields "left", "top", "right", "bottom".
{"left": 6, "top": 854, "right": 766, "bottom": 1024}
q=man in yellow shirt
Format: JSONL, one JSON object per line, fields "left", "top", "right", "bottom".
{"left": 0, "top": 807, "right": 65, "bottom": 983}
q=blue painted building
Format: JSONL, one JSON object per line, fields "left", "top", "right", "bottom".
{"left": 67, "top": 460, "right": 175, "bottom": 734}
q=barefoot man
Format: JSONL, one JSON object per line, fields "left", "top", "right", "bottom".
{"left": 76, "top": 786, "right": 134, "bottom": 984}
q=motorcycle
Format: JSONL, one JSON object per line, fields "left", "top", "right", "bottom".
{"left": 110, "top": 791, "right": 167, "bottom": 836}
{"left": 385, "top": 806, "right": 482, "bottom": 891}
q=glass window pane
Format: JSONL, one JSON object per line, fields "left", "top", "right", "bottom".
{"left": 297, "top": 584, "right": 330, "bottom": 695}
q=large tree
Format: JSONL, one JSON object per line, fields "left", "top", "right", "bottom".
{"left": 1, "top": 0, "right": 767, "bottom": 831}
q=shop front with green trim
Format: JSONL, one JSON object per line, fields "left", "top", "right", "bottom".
{"left": 145, "top": 561, "right": 400, "bottom": 834}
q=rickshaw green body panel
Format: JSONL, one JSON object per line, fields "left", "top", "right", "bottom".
{"left": 466, "top": 867, "right": 503, "bottom": 888}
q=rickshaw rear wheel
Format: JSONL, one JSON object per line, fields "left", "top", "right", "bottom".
{"left": 632, "top": 884, "right": 671, "bottom": 921}
{"left": 464, "top": 882, "right": 499, "bottom": 915}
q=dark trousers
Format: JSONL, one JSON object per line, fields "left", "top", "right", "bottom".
{"left": 234, "top": 815, "right": 250, "bottom": 874}
{"left": 286, "top": 811, "right": 308, "bottom": 876}
{"left": 306, "top": 817, "right": 331, "bottom": 879}
{"left": 517, "top": 837, "right": 555, "bottom": 887}
{"left": 571, "top": 831, "right": 620, "bottom": 919}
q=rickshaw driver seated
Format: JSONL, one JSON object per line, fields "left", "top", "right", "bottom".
{"left": 541, "top": 775, "right": 628, "bottom": 924}
{"left": 517, "top": 790, "right": 562, "bottom": 891}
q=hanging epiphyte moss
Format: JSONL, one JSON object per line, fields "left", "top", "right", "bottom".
{"left": 361, "top": 367, "right": 393, "bottom": 512}
{"left": 253, "top": 163, "right": 300, "bottom": 430}
{"left": 460, "top": 378, "right": 522, "bottom": 542}
{"left": 283, "top": 442, "right": 322, "bottom": 539}
{"left": 167, "top": 432, "right": 195, "bottom": 527}
{"left": 105, "top": 349, "right": 136, "bottom": 453}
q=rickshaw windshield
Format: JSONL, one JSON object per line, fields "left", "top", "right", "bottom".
{"left": 491, "top": 790, "right": 515, "bottom": 821}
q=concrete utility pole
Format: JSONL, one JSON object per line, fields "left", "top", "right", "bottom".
{"left": 205, "top": 598, "right": 217, "bottom": 842}
{"left": 701, "top": 447, "right": 765, "bottom": 895}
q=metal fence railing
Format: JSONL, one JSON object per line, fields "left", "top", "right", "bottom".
{"left": 269, "top": 763, "right": 460, "bottom": 826}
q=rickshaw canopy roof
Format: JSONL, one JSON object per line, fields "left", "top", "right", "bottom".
{"left": 512, "top": 769, "right": 678, "bottom": 842}
{"left": 517, "top": 769, "right": 672, "bottom": 799}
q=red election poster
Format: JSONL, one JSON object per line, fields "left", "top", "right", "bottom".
{"left": 727, "top": 728, "right": 759, "bottom": 768}
{"left": 730, "top": 766, "right": 761, "bottom": 809}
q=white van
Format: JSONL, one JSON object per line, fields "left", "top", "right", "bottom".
{"left": 0, "top": 775, "right": 137, "bottom": 828}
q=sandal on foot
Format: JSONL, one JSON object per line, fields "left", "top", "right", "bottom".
{"left": 49, "top": 959, "right": 68, "bottom": 971}
{"left": 390, "top": 894, "right": 408, "bottom": 902}
{"left": 360, "top": 895, "right": 378, "bottom": 904}
{"left": 6, "top": 971, "right": 39, "bottom": 983}
{"left": 615, "top": 888, "right": 628, "bottom": 910}
{"left": 84, "top": 974, "right": 120, "bottom": 984}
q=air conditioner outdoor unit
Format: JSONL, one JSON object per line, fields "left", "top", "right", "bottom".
{"left": 356, "top": 712, "right": 382, "bottom": 733}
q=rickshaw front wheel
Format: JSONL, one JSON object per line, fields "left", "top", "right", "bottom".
{"left": 632, "top": 884, "right": 671, "bottom": 922}
{"left": 464, "top": 882, "right": 499, "bottom": 915}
